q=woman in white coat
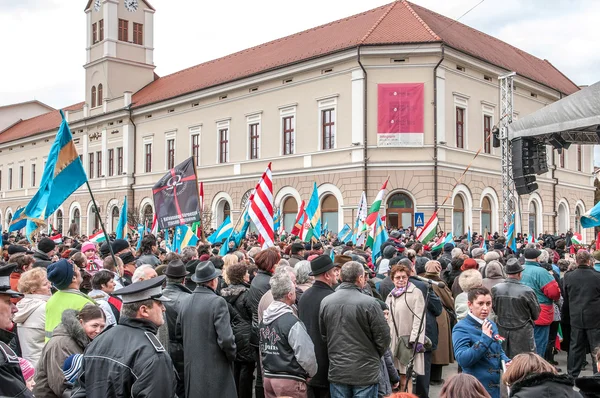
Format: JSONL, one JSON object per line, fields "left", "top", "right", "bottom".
{"left": 386, "top": 263, "right": 426, "bottom": 393}
{"left": 14, "top": 267, "right": 52, "bottom": 368}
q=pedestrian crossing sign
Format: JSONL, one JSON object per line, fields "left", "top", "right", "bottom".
{"left": 415, "top": 212, "right": 424, "bottom": 227}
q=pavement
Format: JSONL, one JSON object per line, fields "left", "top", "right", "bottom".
{"left": 428, "top": 350, "right": 594, "bottom": 397}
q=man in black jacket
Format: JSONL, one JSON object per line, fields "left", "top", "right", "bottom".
{"left": 32, "top": 237, "right": 56, "bottom": 268}
{"left": 162, "top": 259, "right": 192, "bottom": 398}
{"left": 298, "top": 255, "right": 337, "bottom": 398}
{"left": 562, "top": 250, "right": 600, "bottom": 377}
{"left": 320, "top": 261, "right": 390, "bottom": 397}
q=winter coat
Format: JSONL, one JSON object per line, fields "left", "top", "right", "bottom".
{"left": 455, "top": 292, "right": 468, "bottom": 320}
{"left": 386, "top": 283, "right": 426, "bottom": 375}
{"left": 34, "top": 309, "right": 91, "bottom": 398}
{"left": 71, "top": 317, "right": 176, "bottom": 398}
{"left": 409, "top": 276, "right": 443, "bottom": 350}
{"left": 221, "top": 283, "right": 254, "bottom": 363}
{"left": 562, "top": 265, "right": 600, "bottom": 329}
{"left": 298, "top": 280, "right": 335, "bottom": 388}
{"left": 45, "top": 289, "right": 95, "bottom": 342}
{"left": 136, "top": 253, "right": 161, "bottom": 267}
{"left": 509, "top": 372, "right": 580, "bottom": 398}
{"left": 0, "top": 328, "right": 34, "bottom": 398}
{"left": 482, "top": 264, "right": 506, "bottom": 292}
{"left": 378, "top": 348, "right": 399, "bottom": 398}
{"left": 245, "top": 270, "right": 272, "bottom": 345}
{"left": 14, "top": 293, "right": 49, "bottom": 368}
{"left": 576, "top": 372, "right": 600, "bottom": 398}
{"left": 87, "top": 289, "right": 117, "bottom": 327}
{"left": 319, "top": 282, "right": 391, "bottom": 386}
{"left": 491, "top": 279, "right": 540, "bottom": 358}
{"left": 426, "top": 272, "right": 455, "bottom": 365}
{"left": 452, "top": 314, "right": 510, "bottom": 398}
{"left": 521, "top": 260, "right": 561, "bottom": 326}
{"left": 288, "top": 255, "right": 304, "bottom": 267}
{"left": 176, "top": 285, "right": 237, "bottom": 398}
{"left": 378, "top": 276, "right": 394, "bottom": 300}
{"left": 32, "top": 250, "right": 52, "bottom": 269}
{"left": 259, "top": 301, "right": 317, "bottom": 381}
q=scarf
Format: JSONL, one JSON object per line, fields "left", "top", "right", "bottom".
{"left": 390, "top": 282, "right": 410, "bottom": 297}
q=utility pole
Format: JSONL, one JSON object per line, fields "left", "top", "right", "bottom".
{"left": 499, "top": 72, "right": 516, "bottom": 234}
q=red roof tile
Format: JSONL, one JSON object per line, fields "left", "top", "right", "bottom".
{"left": 0, "top": 102, "right": 84, "bottom": 145}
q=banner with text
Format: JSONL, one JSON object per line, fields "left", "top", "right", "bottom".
{"left": 377, "top": 83, "right": 424, "bottom": 147}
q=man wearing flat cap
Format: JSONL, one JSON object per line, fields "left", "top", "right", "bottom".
{"left": 0, "top": 264, "right": 34, "bottom": 397}
{"left": 176, "top": 261, "right": 237, "bottom": 398}
{"left": 298, "top": 254, "right": 337, "bottom": 398}
{"left": 33, "top": 237, "right": 57, "bottom": 269}
{"left": 288, "top": 243, "right": 306, "bottom": 267}
{"left": 72, "top": 275, "right": 176, "bottom": 398}
{"left": 162, "top": 259, "right": 192, "bottom": 397}
{"left": 520, "top": 247, "right": 561, "bottom": 357}
{"left": 491, "top": 258, "right": 540, "bottom": 358}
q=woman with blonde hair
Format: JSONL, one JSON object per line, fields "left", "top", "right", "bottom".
{"left": 222, "top": 254, "right": 239, "bottom": 284}
{"left": 440, "top": 374, "right": 491, "bottom": 398}
{"left": 454, "top": 270, "right": 483, "bottom": 321}
{"left": 502, "top": 353, "right": 579, "bottom": 397}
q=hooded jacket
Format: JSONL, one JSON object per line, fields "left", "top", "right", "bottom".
{"left": 509, "top": 372, "right": 579, "bottom": 398}
{"left": 87, "top": 290, "right": 117, "bottom": 327}
{"left": 14, "top": 293, "right": 49, "bottom": 368}
{"left": 34, "top": 309, "right": 91, "bottom": 398}
{"left": 221, "top": 283, "right": 254, "bottom": 363}
{"left": 259, "top": 301, "right": 317, "bottom": 382}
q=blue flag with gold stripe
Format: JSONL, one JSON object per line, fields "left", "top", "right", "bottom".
{"left": 20, "top": 111, "right": 87, "bottom": 240}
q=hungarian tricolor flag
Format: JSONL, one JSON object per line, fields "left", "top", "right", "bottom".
{"left": 416, "top": 212, "right": 438, "bottom": 244}
{"left": 291, "top": 200, "right": 306, "bottom": 237}
{"left": 89, "top": 231, "right": 106, "bottom": 243}
{"left": 571, "top": 232, "right": 583, "bottom": 246}
{"left": 364, "top": 178, "right": 389, "bottom": 226}
{"left": 50, "top": 234, "right": 62, "bottom": 244}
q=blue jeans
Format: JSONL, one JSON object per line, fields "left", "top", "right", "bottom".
{"left": 330, "top": 383, "right": 378, "bottom": 398}
{"left": 534, "top": 325, "right": 550, "bottom": 356}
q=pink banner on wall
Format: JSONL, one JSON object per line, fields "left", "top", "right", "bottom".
{"left": 377, "top": 83, "right": 424, "bottom": 147}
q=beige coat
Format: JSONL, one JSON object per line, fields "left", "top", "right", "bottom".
{"left": 427, "top": 273, "right": 455, "bottom": 366}
{"left": 386, "top": 283, "right": 426, "bottom": 375}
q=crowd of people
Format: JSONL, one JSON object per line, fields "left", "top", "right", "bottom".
{"left": 1, "top": 225, "right": 600, "bottom": 398}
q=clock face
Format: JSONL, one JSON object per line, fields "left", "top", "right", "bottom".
{"left": 93, "top": 0, "right": 101, "bottom": 11}
{"left": 125, "top": 0, "right": 138, "bottom": 12}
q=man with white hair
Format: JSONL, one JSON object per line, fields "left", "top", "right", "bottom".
{"left": 258, "top": 266, "right": 297, "bottom": 324}
{"left": 259, "top": 268, "right": 317, "bottom": 397}
{"left": 471, "top": 248, "right": 486, "bottom": 270}
{"left": 132, "top": 264, "right": 158, "bottom": 283}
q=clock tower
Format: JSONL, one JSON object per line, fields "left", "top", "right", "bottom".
{"left": 84, "top": 0, "right": 155, "bottom": 114}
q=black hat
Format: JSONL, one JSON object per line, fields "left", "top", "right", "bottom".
{"left": 112, "top": 239, "right": 130, "bottom": 254}
{"left": 390, "top": 231, "right": 401, "bottom": 239}
{"left": 443, "top": 243, "right": 454, "bottom": 252}
{"left": 7, "top": 245, "right": 33, "bottom": 255}
{"left": 164, "top": 259, "right": 190, "bottom": 278}
{"left": 38, "top": 237, "right": 56, "bottom": 254}
{"left": 523, "top": 248, "right": 541, "bottom": 260}
{"left": 309, "top": 254, "right": 335, "bottom": 276}
{"left": 99, "top": 241, "right": 112, "bottom": 258}
{"left": 113, "top": 275, "right": 170, "bottom": 304}
{"left": 118, "top": 251, "right": 136, "bottom": 265}
{"left": 0, "top": 264, "right": 23, "bottom": 298}
{"left": 185, "top": 259, "right": 201, "bottom": 275}
{"left": 191, "top": 261, "right": 221, "bottom": 283}
{"left": 291, "top": 243, "right": 305, "bottom": 254}
{"left": 505, "top": 258, "right": 525, "bottom": 274}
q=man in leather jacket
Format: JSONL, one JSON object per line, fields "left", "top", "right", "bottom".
{"left": 72, "top": 276, "right": 176, "bottom": 398}
{"left": 0, "top": 263, "right": 34, "bottom": 398}
{"left": 491, "top": 258, "right": 540, "bottom": 358}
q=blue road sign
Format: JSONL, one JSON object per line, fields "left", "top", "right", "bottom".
{"left": 414, "top": 212, "right": 425, "bottom": 227}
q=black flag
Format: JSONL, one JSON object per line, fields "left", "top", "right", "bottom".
{"left": 152, "top": 157, "right": 200, "bottom": 229}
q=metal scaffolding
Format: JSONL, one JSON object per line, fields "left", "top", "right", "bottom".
{"left": 499, "top": 72, "right": 516, "bottom": 234}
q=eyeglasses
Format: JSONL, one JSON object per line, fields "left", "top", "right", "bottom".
{"left": 393, "top": 275, "right": 409, "bottom": 281}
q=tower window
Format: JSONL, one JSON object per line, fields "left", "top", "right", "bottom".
{"left": 133, "top": 23, "right": 143, "bottom": 45}
{"left": 118, "top": 19, "right": 128, "bottom": 42}
{"left": 98, "top": 84, "right": 103, "bottom": 106}
{"left": 99, "top": 19, "right": 104, "bottom": 41}
{"left": 91, "top": 86, "right": 97, "bottom": 108}
{"left": 92, "top": 22, "right": 97, "bottom": 44}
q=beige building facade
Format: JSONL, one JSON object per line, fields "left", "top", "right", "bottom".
{"left": 0, "top": 0, "right": 594, "bottom": 241}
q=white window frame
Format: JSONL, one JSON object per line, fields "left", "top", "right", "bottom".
{"left": 18, "top": 163, "right": 24, "bottom": 189}
{"left": 279, "top": 104, "right": 297, "bottom": 156}
{"left": 453, "top": 93, "right": 469, "bottom": 150}
{"left": 30, "top": 158, "right": 37, "bottom": 188}
{"left": 142, "top": 135, "right": 153, "bottom": 173}
{"left": 246, "top": 112, "right": 262, "bottom": 160}
{"left": 216, "top": 119, "right": 230, "bottom": 164}
{"left": 482, "top": 103, "right": 495, "bottom": 155}
{"left": 317, "top": 95, "right": 338, "bottom": 150}
{"left": 164, "top": 130, "right": 177, "bottom": 170}
{"left": 189, "top": 125, "right": 201, "bottom": 166}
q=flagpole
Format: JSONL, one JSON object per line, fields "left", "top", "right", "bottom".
{"left": 85, "top": 181, "right": 121, "bottom": 277}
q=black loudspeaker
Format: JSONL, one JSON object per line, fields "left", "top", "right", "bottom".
{"left": 534, "top": 143, "right": 548, "bottom": 175}
{"left": 512, "top": 137, "right": 539, "bottom": 195}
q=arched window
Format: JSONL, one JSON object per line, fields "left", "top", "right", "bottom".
{"left": 282, "top": 197, "right": 298, "bottom": 232}
{"left": 98, "top": 84, "right": 103, "bottom": 106}
{"left": 453, "top": 195, "right": 465, "bottom": 236}
{"left": 111, "top": 207, "right": 120, "bottom": 233}
{"left": 386, "top": 192, "right": 413, "bottom": 229}
{"left": 529, "top": 202, "right": 538, "bottom": 238}
{"left": 56, "top": 210, "right": 64, "bottom": 234}
{"left": 321, "top": 194, "right": 339, "bottom": 234}
{"left": 575, "top": 206, "right": 582, "bottom": 234}
{"left": 7, "top": 212, "right": 12, "bottom": 226}
{"left": 91, "top": 86, "right": 97, "bottom": 108}
{"left": 142, "top": 204, "right": 153, "bottom": 227}
{"left": 481, "top": 197, "right": 492, "bottom": 234}
{"left": 73, "top": 208, "right": 81, "bottom": 229}
{"left": 558, "top": 203, "right": 568, "bottom": 234}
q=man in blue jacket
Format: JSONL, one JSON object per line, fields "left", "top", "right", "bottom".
{"left": 453, "top": 286, "right": 510, "bottom": 398}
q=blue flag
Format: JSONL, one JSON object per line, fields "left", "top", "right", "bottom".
{"left": 371, "top": 215, "right": 388, "bottom": 265}
{"left": 305, "top": 183, "right": 321, "bottom": 238}
{"left": 116, "top": 197, "right": 128, "bottom": 239}
{"left": 135, "top": 224, "right": 145, "bottom": 251}
{"left": 220, "top": 209, "right": 251, "bottom": 256}
{"left": 273, "top": 209, "right": 281, "bottom": 233}
{"left": 174, "top": 224, "right": 199, "bottom": 253}
{"left": 338, "top": 224, "right": 352, "bottom": 243}
{"left": 9, "top": 208, "right": 26, "bottom": 232}
{"left": 581, "top": 201, "right": 600, "bottom": 228}
{"left": 19, "top": 111, "right": 87, "bottom": 240}
{"left": 330, "top": 248, "right": 335, "bottom": 262}
{"left": 207, "top": 216, "right": 233, "bottom": 244}
{"left": 506, "top": 214, "right": 517, "bottom": 253}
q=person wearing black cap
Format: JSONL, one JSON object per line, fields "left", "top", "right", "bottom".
{"left": 521, "top": 247, "right": 561, "bottom": 357}
{"left": 118, "top": 252, "right": 136, "bottom": 286}
{"left": 72, "top": 276, "right": 176, "bottom": 398}
{"left": 288, "top": 243, "right": 306, "bottom": 267}
{"left": 298, "top": 254, "right": 337, "bottom": 398}
{"left": 111, "top": 239, "right": 131, "bottom": 256}
{"left": 32, "top": 237, "right": 57, "bottom": 269}
{"left": 162, "top": 259, "right": 192, "bottom": 397}
{"left": 491, "top": 258, "right": 540, "bottom": 358}
{"left": 176, "top": 261, "right": 237, "bottom": 398}
{"left": 0, "top": 263, "right": 34, "bottom": 397}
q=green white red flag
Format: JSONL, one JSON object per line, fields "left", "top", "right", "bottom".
{"left": 416, "top": 212, "right": 438, "bottom": 244}
{"left": 89, "top": 230, "right": 106, "bottom": 243}
{"left": 364, "top": 178, "right": 389, "bottom": 226}
{"left": 571, "top": 232, "right": 583, "bottom": 246}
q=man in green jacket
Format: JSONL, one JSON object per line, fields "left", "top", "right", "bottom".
{"left": 45, "top": 259, "right": 95, "bottom": 341}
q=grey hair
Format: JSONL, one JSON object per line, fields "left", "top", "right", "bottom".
{"left": 278, "top": 259, "right": 290, "bottom": 267}
{"left": 294, "top": 261, "right": 312, "bottom": 284}
{"left": 537, "top": 249, "right": 549, "bottom": 263}
{"left": 270, "top": 268, "right": 295, "bottom": 301}
{"left": 121, "top": 299, "right": 156, "bottom": 318}
{"left": 181, "top": 246, "right": 198, "bottom": 263}
{"left": 458, "top": 269, "right": 483, "bottom": 291}
{"left": 247, "top": 247, "right": 261, "bottom": 259}
{"left": 340, "top": 261, "right": 364, "bottom": 283}
{"left": 451, "top": 248, "right": 463, "bottom": 259}
{"left": 233, "top": 251, "right": 245, "bottom": 262}
{"left": 132, "top": 264, "right": 153, "bottom": 284}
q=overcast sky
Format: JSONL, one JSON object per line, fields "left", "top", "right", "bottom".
{"left": 2, "top": 0, "right": 600, "bottom": 160}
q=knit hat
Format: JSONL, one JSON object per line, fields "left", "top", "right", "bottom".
{"left": 18, "top": 357, "right": 34, "bottom": 381}
{"left": 443, "top": 243, "right": 454, "bottom": 252}
{"left": 81, "top": 241, "right": 96, "bottom": 254}
{"left": 461, "top": 258, "right": 479, "bottom": 272}
{"left": 111, "top": 239, "right": 130, "bottom": 254}
{"left": 47, "top": 259, "right": 75, "bottom": 290}
{"left": 37, "top": 237, "right": 56, "bottom": 254}
{"left": 62, "top": 354, "right": 83, "bottom": 384}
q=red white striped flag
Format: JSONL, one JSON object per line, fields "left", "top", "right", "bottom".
{"left": 151, "top": 214, "right": 158, "bottom": 235}
{"left": 248, "top": 163, "right": 274, "bottom": 248}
